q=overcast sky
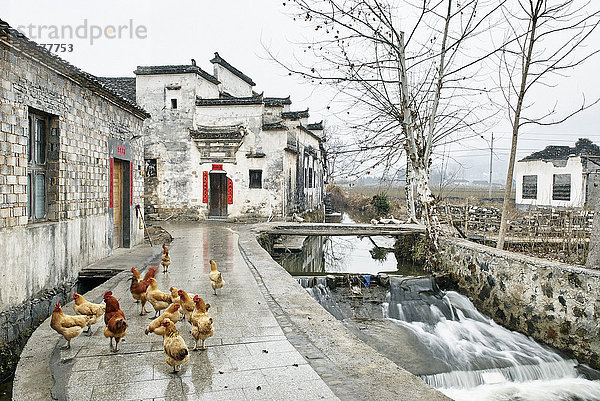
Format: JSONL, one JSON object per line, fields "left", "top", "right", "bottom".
{"left": 3, "top": 0, "right": 600, "bottom": 183}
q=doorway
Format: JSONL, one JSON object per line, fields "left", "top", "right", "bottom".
{"left": 209, "top": 171, "right": 227, "bottom": 217}
{"left": 113, "top": 159, "right": 124, "bottom": 248}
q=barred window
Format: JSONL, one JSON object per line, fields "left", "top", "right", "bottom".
{"left": 249, "top": 170, "right": 262, "bottom": 189}
{"left": 553, "top": 174, "right": 571, "bottom": 201}
{"left": 145, "top": 158, "right": 157, "bottom": 177}
{"left": 27, "top": 112, "right": 49, "bottom": 221}
{"left": 522, "top": 175, "right": 537, "bottom": 199}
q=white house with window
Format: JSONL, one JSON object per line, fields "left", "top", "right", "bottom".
{"left": 102, "top": 53, "right": 326, "bottom": 220}
{"left": 515, "top": 139, "right": 600, "bottom": 210}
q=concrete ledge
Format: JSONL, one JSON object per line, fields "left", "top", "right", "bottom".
{"left": 238, "top": 226, "right": 450, "bottom": 401}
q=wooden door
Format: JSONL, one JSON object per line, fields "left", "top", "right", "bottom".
{"left": 113, "top": 160, "right": 123, "bottom": 248}
{"left": 209, "top": 172, "right": 227, "bottom": 216}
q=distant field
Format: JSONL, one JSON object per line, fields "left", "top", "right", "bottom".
{"left": 344, "top": 184, "right": 513, "bottom": 203}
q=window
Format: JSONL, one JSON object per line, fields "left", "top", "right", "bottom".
{"left": 145, "top": 158, "right": 157, "bottom": 177}
{"left": 171, "top": 99, "right": 178, "bottom": 109}
{"left": 249, "top": 170, "right": 262, "bottom": 188}
{"left": 27, "top": 112, "right": 48, "bottom": 220}
{"left": 308, "top": 167, "right": 313, "bottom": 188}
{"left": 553, "top": 174, "right": 571, "bottom": 201}
{"left": 522, "top": 175, "right": 537, "bottom": 199}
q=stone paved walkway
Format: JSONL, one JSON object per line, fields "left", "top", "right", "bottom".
{"left": 14, "top": 221, "right": 449, "bottom": 401}
{"left": 49, "top": 222, "right": 338, "bottom": 401}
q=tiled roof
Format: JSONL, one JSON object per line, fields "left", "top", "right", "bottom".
{"left": 134, "top": 65, "right": 220, "bottom": 85}
{"left": 97, "top": 77, "right": 136, "bottom": 104}
{"left": 210, "top": 52, "right": 256, "bottom": 86}
{"left": 307, "top": 121, "right": 323, "bottom": 131}
{"left": 262, "top": 122, "right": 288, "bottom": 131}
{"left": 196, "top": 93, "right": 263, "bottom": 106}
{"left": 282, "top": 109, "right": 309, "bottom": 120}
{"left": 521, "top": 138, "right": 600, "bottom": 161}
{"left": 189, "top": 125, "right": 244, "bottom": 139}
{"left": 0, "top": 19, "right": 149, "bottom": 119}
{"left": 264, "top": 96, "right": 292, "bottom": 107}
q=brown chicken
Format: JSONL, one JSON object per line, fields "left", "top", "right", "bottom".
{"left": 146, "top": 277, "right": 172, "bottom": 317}
{"left": 190, "top": 296, "right": 214, "bottom": 351}
{"left": 50, "top": 302, "right": 91, "bottom": 349}
{"left": 161, "top": 318, "right": 189, "bottom": 373}
{"left": 129, "top": 267, "right": 156, "bottom": 315}
{"left": 170, "top": 287, "right": 181, "bottom": 304}
{"left": 72, "top": 292, "right": 105, "bottom": 334}
{"left": 161, "top": 244, "right": 171, "bottom": 273}
{"left": 145, "top": 303, "right": 181, "bottom": 336}
{"left": 177, "top": 289, "right": 196, "bottom": 322}
{"left": 103, "top": 291, "right": 127, "bottom": 352}
{"left": 209, "top": 259, "right": 225, "bottom": 295}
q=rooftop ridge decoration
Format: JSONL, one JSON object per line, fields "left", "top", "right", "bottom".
{"left": 520, "top": 138, "right": 600, "bottom": 162}
{"left": 282, "top": 109, "right": 310, "bottom": 120}
{"left": 306, "top": 121, "right": 323, "bottom": 131}
{"left": 0, "top": 19, "right": 149, "bottom": 119}
{"left": 210, "top": 52, "right": 256, "bottom": 86}
{"left": 262, "top": 122, "right": 288, "bottom": 131}
{"left": 264, "top": 96, "right": 292, "bottom": 107}
{"left": 196, "top": 93, "right": 263, "bottom": 106}
{"left": 133, "top": 65, "right": 220, "bottom": 85}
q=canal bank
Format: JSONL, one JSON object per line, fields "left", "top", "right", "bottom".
{"left": 13, "top": 222, "right": 449, "bottom": 400}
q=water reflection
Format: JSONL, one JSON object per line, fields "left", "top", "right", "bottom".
{"left": 273, "top": 235, "right": 423, "bottom": 275}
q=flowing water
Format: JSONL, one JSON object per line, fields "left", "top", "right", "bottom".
{"left": 271, "top": 218, "right": 600, "bottom": 401}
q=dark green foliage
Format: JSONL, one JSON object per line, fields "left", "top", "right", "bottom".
{"left": 371, "top": 193, "right": 391, "bottom": 216}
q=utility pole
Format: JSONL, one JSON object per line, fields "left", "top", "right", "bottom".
{"left": 488, "top": 132, "right": 494, "bottom": 198}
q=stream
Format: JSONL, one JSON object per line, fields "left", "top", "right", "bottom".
{"left": 269, "top": 215, "right": 600, "bottom": 401}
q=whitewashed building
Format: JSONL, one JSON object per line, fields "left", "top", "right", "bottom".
{"left": 102, "top": 53, "right": 326, "bottom": 220}
{"left": 515, "top": 139, "right": 600, "bottom": 210}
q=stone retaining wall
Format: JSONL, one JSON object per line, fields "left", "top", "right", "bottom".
{"left": 437, "top": 237, "right": 600, "bottom": 368}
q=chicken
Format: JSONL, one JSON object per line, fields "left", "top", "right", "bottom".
{"left": 103, "top": 291, "right": 127, "bottom": 352}
{"left": 209, "top": 259, "right": 225, "bottom": 295}
{"left": 146, "top": 277, "right": 172, "bottom": 317}
{"left": 129, "top": 267, "right": 156, "bottom": 315}
{"left": 161, "top": 318, "right": 189, "bottom": 373}
{"left": 161, "top": 244, "right": 171, "bottom": 273}
{"left": 72, "top": 292, "right": 105, "bottom": 334}
{"left": 177, "top": 289, "right": 196, "bottom": 322}
{"left": 170, "top": 287, "right": 181, "bottom": 304}
{"left": 50, "top": 302, "right": 91, "bottom": 349}
{"left": 145, "top": 303, "right": 181, "bottom": 336}
{"left": 189, "top": 296, "right": 214, "bottom": 351}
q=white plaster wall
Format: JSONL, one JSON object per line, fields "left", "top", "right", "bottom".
{"left": 515, "top": 156, "right": 585, "bottom": 208}
{"left": 213, "top": 64, "right": 253, "bottom": 97}
{"left": 194, "top": 104, "right": 263, "bottom": 134}
{"left": 0, "top": 215, "right": 110, "bottom": 309}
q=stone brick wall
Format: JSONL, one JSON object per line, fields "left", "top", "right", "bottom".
{"left": 0, "top": 37, "right": 146, "bottom": 308}
{"left": 437, "top": 237, "right": 600, "bottom": 368}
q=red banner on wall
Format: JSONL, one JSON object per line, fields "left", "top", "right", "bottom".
{"left": 130, "top": 162, "right": 133, "bottom": 206}
{"left": 109, "top": 158, "right": 114, "bottom": 208}
{"left": 212, "top": 164, "right": 223, "bottom": 170}
{"left": 227, "top": 177, "right": 233, "bottom": 204}
{"left": 202, "top": 171, "right": 209, "bottom": 203}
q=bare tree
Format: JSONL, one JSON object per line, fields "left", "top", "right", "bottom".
{"left": 270, "top": 0, "right": 505, "bottom": 257}
{"left": 496, "top": 0, "right": 600, "bottom": 250}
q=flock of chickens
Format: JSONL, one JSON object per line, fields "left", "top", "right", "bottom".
{"left": 49, "top": 243, "right": 226, "bottom": 373}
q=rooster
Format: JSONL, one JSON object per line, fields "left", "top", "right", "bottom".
{"left": 129, "top": 267, "right": 156, "bottom": 315}
{"left": 145, "top": 303, "right": 181, "bottom": 336}
{"left": 72, "top": 292, "right": 105, "bottom": 334}
{"left": 190, "top": 296, "right": 214, "bottom": 351}
{"left": 161, "top": 318, "right": 189, "bottom": 373}
{"left": 103, "top": 291, "right": 127, "bottom": 352}
{"left": 146, "top": 277, "right": 172, "bottom": 318}
{"left": 161, "top": 244, "right": 171, "bottom": 273}
{"left": 177, "top": 289, "right": 196, "bottom": 322}
{"left": 209, "top": 259, "right": 225, "bottom": 295}
{"left": 50, "top": 302, "right": 91, "bottom": 349}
